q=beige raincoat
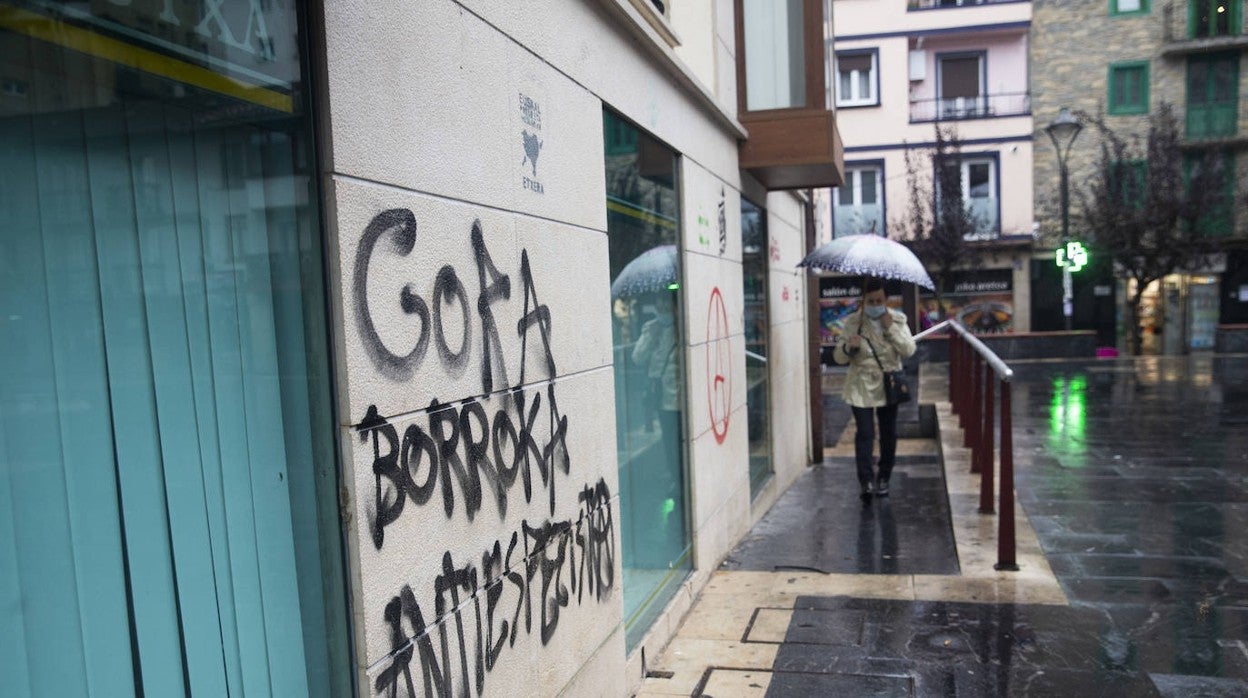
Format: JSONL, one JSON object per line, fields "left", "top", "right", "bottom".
{"left": 832, "top": 309, "right": 917, "bottom": 408}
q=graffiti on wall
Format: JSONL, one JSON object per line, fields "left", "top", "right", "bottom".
{"left": 372, "top": 479, "right": 614, "bottom": 698}
{"left": 706, "top": 286, "right": 731, "bottom": 444}
{"left": 351, "top": 209, "right": 614, "bottom": 697}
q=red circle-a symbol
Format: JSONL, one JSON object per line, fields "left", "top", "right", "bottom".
{"left": 706, "top": 287, "right": 731, "bottom": 444}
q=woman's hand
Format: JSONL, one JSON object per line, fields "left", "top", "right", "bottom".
{"left": 880, "top": 311, "right": 893, "bottom": 330}
{"left": 847, "top": 334, "right": 861, "bottom": 351}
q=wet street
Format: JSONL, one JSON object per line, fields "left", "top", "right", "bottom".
{"left": 641, "top": 355, "right": 1248, "bottom": 697}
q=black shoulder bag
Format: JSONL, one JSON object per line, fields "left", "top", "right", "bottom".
{"left": 860, "top": 323, "right": 911, "bottom": 406}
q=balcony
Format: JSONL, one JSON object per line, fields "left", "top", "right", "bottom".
{"left": 833, "top": 203, "right": 884, "bottom": 236}
{"left": 909, "top": 92, "right": 1030, "bottom": 122}
{"left": 1161, "top": 1, "right": 1248, "bottom": 57}
{"left": 908, "top": 0, "right": 1025, "bottom": 9}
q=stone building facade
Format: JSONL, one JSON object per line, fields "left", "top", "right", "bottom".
{"left": 1031, "top": 0, "right": 1248, "bottom": 346}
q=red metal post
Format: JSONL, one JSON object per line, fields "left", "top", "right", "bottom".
{"left": 979, "top": 363, "right": 995, "bottom": 514}
{"left": 947, "top": 335, "right": 955, "bottom": 407}
{"left": 996, "top": 379, "right": 1018, "bottom": 571}
{"left": 951, "top": 336, "right": 962, "bottom": 419}
{"left": 966, "top": 352, "right": 979, "bottom": 456}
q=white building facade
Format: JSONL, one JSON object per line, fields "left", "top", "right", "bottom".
{"left": 0, "top": 1, "right": 841, "bottom": 696}
{"left": 820, "top": 0, "right": 1036, "bottom": 335}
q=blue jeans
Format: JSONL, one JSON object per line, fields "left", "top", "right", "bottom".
{"left": 852, "top": 404, "right": 899, "bottom": 487}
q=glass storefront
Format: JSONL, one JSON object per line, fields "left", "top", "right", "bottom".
{"left": 604, "top": 109, "right": 691, "bottom": 650}
{"left": 742, "top": 199, "right": 772, "bottom": 497}
{"left": 1, "top": 2, "right": 349, "bottom": 695}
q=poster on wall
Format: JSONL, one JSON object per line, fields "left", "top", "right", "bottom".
{"left": 819, "top": 276, "right": 904, "bottom": 345}
{"left": 919, "top": 269, "right": 1015, "bottom": 334}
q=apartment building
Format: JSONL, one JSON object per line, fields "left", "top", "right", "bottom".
{"left": 0, "top": 1, "right": 840, "bottom": 696}
{"left": 1032, "top": 0, "right": 1248, "bottom": 352}
{"left": 823, "top": 0, "right": 1036, "bottom": 339}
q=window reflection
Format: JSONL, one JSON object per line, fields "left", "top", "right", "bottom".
{"left": 604, "top": 110, "right": 690, "bottom": 650}
{"left": 742, "top": 198, "right": 773, "bottom": 496}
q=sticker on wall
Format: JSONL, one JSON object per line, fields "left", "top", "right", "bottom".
{"left": 706, "top": 286, "right": 732, "bottom": 444}
{"left": 518, "top": 91, "right": 545, "bottom": 194}
{"left": 697, "top": 206, "right": 712, "bottom": 248}
{"left": 717, "top": 187, "right": 727, "bottom": 255}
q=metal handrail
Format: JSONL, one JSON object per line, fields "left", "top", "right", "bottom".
{"left": 916, "top": 317, "right": 1018, "bottom": 571}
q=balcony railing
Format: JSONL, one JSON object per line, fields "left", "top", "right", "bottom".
{"left": 1162, "top": 1, "right": 1248, "bottom": 54}
{"left": 909, "top": 0, "right": 1023, "bottom": 9}
{"left": 833, "top": 203, "right": 884, "bottom": 236}
{"left": 910, "top": 92, "right": 1030, "bottom": 122}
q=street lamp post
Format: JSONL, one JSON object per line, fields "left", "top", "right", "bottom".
{"left": 1046, "top": 107, "right": 1082, "bottom": 331}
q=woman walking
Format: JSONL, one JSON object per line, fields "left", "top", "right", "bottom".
{"left": 832, "top": 278, "right": 917, "bottom": 500}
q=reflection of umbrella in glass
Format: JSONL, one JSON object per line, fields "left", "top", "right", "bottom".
{"left": 798, "top": 234, "right": 935, "bottom": 290}
{"left": 611, "top": 244, "right": 678, "bottom": 298}
{"left": 959, "top": 302, "right": 1012, "bottom": 333}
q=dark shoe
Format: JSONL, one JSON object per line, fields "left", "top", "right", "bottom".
{"left": 875, "top": 478, "right": 890, "bottom": 496}
{"left": 860, "top": 481, "right": 874, "bottom": 502}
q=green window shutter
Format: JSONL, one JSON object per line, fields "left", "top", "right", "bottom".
{"left": 1108, "top": 62, "right": 1150, "bottom": 115}
{"left": 1186, "top": 53, "right": 1240, "bottom": 139}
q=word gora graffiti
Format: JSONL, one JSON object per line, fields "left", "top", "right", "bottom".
{"left": 353, "top": 209, "right": 571, "bottom": 546}
{"left": 353, "top": 209, "right": 613, "bottom": 697}
{"left": 373, "top": 480, "right": 615, "bottom": 698}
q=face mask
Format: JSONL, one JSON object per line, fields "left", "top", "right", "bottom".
{"left": 864, "top": 305, "right": 887, "bottom": 319}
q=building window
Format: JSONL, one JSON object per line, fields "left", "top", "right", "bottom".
{"left": 1191, "top": 0, "right": 1241, "bottom": 38}
{"left": 742, "top": 0, "right": 808, "bottom": 110}
{"left": 940, "top": 156, "right": 1000, "bottom": 236}
{"left": 835, "top": 50, "right": 879, "bottom": 107}
{"left": 834, "top": 164, "right": 884, "bottom": 236}
{"left": 938, "top": 52, "right": 987, "bottom": 119}
{"left": 603, "top": 108, "right": 691, "bottom": 652}
{"left": 1108, "top": 62, "right": 1150, "bottom": 115}
{"left": 741, "top": 198, "right": 772, "bottom": 497}
{"left": 1112, "top": 160, "right": 1148, "bottom": 208}
{"left": 1186, "top": 151, "right": 1236, "bottom": 236}
{"left": 1110, "top": 0, "right": 1149, "bottom": 16}
{"left": 0, "top": 3, "right": 350, "bottom": 695}
{"left": 1187, "top": 53, "right": 1240, "bottom": 139}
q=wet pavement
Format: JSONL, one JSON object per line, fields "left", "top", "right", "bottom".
{"left": 641, "top": 355, "right": 1248, "bottom": 697}
{"left": 721, "top": 455, "right": 959, "bottom": 576}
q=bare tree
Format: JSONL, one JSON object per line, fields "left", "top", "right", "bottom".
{"left": 898, "top": 124, "right": 986, "bottom": 318}
{"left": 1077, "top": 102, "right": 1231, "bottom": 354}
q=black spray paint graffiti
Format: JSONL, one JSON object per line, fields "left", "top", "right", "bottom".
{"left": 357, "top": 383, "right": 570, "bottom": 547}
{"left": 373, "top": 479, "right": 615, "bottom": 698}
{"left": 353, "top": 210, "right": 569, "bottom": 546}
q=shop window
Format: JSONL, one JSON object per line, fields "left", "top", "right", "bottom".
{"left": 603, "top": 109, "right": 691, "bottom": 651}
{"left": 0, "top": 3, "right": 349, "bottom": 695}
{"left": 741, "top": 198, "right": 772, "bottom": 497}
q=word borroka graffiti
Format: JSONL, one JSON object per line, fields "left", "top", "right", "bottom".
{"left": 352, "top": 209, "right": 614, "bottom": 696}
{"left": 372, "top": 479, "right": 614, "bottom": 698}
{"left": 353, "top": 209, "right": 573, "bottom": 545}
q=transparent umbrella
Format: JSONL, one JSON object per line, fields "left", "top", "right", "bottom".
{"left": 798, "top": 234, "right": 935, "bottom": 290}
{"left": 611, "top": 244, "right": 678, "bottom": 298}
